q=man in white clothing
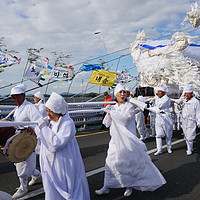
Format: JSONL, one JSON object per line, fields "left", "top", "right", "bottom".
{"left": 181, "top": 85, "right": 200, "bottom": 155}
{"left": 0, "top": 191, "right": 12, "bottom": 200}
{"left": 11, "top": 84, "right": 42, "bottom": 199}
{"left": 154, "top": 86, "right": 173, "bottom": 156}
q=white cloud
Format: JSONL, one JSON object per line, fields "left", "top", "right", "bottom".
{"left": 0, "top": 0, "right": 198, "bottom": 96}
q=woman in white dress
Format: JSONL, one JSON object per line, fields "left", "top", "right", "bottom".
{"left": 95, "top": 84, "right": 166, "bottom": 197}
{"left": 34, "top": 92, "right": 90, "bottom": 200}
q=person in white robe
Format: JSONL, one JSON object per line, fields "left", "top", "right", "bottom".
{"left": 34, "top": 92, "right": 90, "bottom": 200}
{"left": 95, "top": 84, "right": 166, "bottom": 197}
{"left": 135, "top": 96, "right": 150, "bottom": 140}
{"left": 149, "top": 98, "right": 156, "bottom": 137}
{"left": 154, "top": 86, "right": 173, "bottom": 156}
{"left": 11, "top": 84, "right": 42, "bottom": 199}
{"left": 34, "top": 91, "right": 47, "bottom": 117}
{"left": 170, "top": 101, "right": 176, "bottom": 131}
{"left": 180, "top": 85, "right": 200, "bottom": 155}
{"left": 0, "top": 191, "right": 12, "bottom": 200}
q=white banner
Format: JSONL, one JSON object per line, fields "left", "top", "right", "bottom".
{"left": 24, "top": 55, "right": 49, "bottom": 82}
{"left": 50, "top": 66, "right": 74, "bottom": 81}
{"left": 0, "top": 49, "right": 19, "bottom": 68}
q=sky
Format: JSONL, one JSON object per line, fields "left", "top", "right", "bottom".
{"left": 0, "top": 0, "right": 198, "bottom": 97}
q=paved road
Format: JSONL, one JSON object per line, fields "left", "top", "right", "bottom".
{"left": 1, "top": 128, "right": 200, "bottom": 200}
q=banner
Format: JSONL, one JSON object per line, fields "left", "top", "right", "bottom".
{"left": 49, "top": 65, "right": 74, "bottom": 81}
{"left": 24, "top": 54, "right": 49, "bottom": 83}
{"left": 88, "top": 69, "right": 117, "bottom": 87}
{"left": 115, "top": 72, "right": 138, "bottom": 84}
{"left": 80, "top": 64, "right": 103, "bottom": 71}
{"left": 0, "top": 49, "right": 20, "bottom": 68}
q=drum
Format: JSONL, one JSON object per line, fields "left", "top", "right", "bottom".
{"left": 0, "top": 127, "right": 37, "bottom": 163}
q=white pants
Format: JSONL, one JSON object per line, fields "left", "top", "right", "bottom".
{"left": 15, "top": 152, "right": 40, "bottom": 190}
{"left": 156, "top": 137, "right": 171, "bottom": 152}
{"left": 185, "top": 139, "right": 193, "bottom": 152}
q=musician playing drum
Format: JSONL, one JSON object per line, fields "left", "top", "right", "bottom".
{"left": 10, "top": 84, "right": 42, "bottom": 199}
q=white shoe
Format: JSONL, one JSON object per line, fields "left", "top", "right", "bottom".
{"left": 140, "top": 136, "right": 144, "bottom": 141}
{"left": 150, "top": 134, "right": 155, "bottom": 138}
{"left": 186, "top": 150, "right": 192, "bottom": 156}
{"left": 154, "top": 151, "right": 162, "bottom": 156}
{"left": 28, "top": 174, "right": 41, "bottom": 186}
{"left": 95, "top": 187, "right": 109, "bottom": 195}
{"left": 168, "top": 149, "right": 172, "bottom": 154}
{"left": 124, "top": 188, "right": 132, "bottom": 197}
{"left": 12, "top": 188, "right": 28, "bottom": 199}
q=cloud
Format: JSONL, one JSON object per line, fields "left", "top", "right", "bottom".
{"left": 0, "top": 0, "right": 197, "bottom": 95}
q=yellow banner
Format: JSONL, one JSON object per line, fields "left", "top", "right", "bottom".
{"left": 88, "top": 70, "right": 117, "bottom": 87}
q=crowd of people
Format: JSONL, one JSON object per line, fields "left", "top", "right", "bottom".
{"left": 0, "top": 82, "right": 199, "bottom": 199}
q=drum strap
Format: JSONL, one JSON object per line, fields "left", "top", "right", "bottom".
{"left": 3, "top": 130, "right": 20, "bottom": 154}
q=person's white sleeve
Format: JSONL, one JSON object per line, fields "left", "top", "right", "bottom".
{"left": 103, "top": 113, "right": 112, "bottom": 127}
{"left": 196, "top": 100, "right": 200, "bottom": 125}
{"left": 39, "top": 120, "right": 75, "bottom": 153}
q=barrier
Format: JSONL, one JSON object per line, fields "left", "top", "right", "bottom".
{"left": 0, "top": 101, "right": 116, "bottom": 129}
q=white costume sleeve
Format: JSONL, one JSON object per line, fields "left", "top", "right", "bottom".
{"left": 103, "top": 113, "right": 112, "bottom": 127}
{"left": 110, "top": 103, "right": 135, "bottom": 126}
{"left": 195, "top": 100, "right": 200, "bottom": 125}
{"left": 156, "top": 96, "right": 171, "bottom": 110}
{"left": 27, "top": 104, "right": 43, "bottom": 122}
{"left": 39, "top": 120, "right": 75, "bottom": 153}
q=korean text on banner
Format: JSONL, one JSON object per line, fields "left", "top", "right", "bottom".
{"left": 88, "top": 69, "right": 117, "bottom": 87}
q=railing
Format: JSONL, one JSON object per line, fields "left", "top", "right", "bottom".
{"left": 0, "top": 101, "right": 116, "bottom": 129}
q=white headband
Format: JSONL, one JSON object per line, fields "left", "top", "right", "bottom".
{"left": 45, "top": 92, "right": 68, "bottom": 115}
{"left": 114, "top": 84, "right": 125, "bottom": 96}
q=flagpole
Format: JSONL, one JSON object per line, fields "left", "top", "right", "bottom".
{"left": 21, "top": 50, "right": 30, "bottom": 83}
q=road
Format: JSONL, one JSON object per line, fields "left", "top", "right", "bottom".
{"left": 1, "top": 128, "right": 200, "bottom": 200}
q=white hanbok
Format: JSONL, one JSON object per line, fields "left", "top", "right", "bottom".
{"left": 181, "top": 97, "right": 200, "bottom": 152}
{"left": 105, "top": 100, "right": 137, "bottom": 136}
{"left": 35, "top": 100, "right": 47, "bottom": 117}
{"left": 103, "top": 101, "right": 166, "bottom": 191}
{"left": 154, "top": 94, "right": 173, "bottom": 153}
{"left": 13, "top": 100, "right": 42, "bottom": 190}
{"left": 155, "top": 94, "right": 173, "bottom": 139}
{"left": 38, "top": 113, "right": 90, "bottom": 200}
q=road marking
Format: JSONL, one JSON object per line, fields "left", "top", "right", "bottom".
{"left": 18, "top": 133, "right": 200, "bottom": 200}
{"left": 75, "top": 130, "right": 108, "bottom": 138}
{"left": 0, "top": 131, "right": 108, "bottom": 151}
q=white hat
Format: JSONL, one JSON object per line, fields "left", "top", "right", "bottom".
{"left": 11, "top": 84, "right": 27, "bottom": 95}
{"left": 34, "top": 91, "right": 45, "bottom": 101}
{"left": 125, "top": 86, "right": 131, "bottom": 92}
{"left": 184, "top": 84, "right": 193, "bottom": 93}
{"left": 156, "top": 86, "right": 166, "bottom": 92}
{"left": 114, "top": 84, "right": 125, "bottom": 96}
{"left": 45, "top": 92, "right": 68, "bottom": 115}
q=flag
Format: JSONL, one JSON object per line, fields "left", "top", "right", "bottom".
{"left": 80, "top": 64, "right": 103, "bottom": 71}
{"left": 88, "top": 69, "right": 117, "bottom": 87}
{"left": 49, "top": 65, "right": 74, "bottom": 81}
{"left": 0, "top": 49, "right": 20, "bottom": 68}
{"left": 115, "top": 72, "right": 137, "bottom": 84}
{"left": 24, "top": 54, "right": 49, "bottom": 83}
